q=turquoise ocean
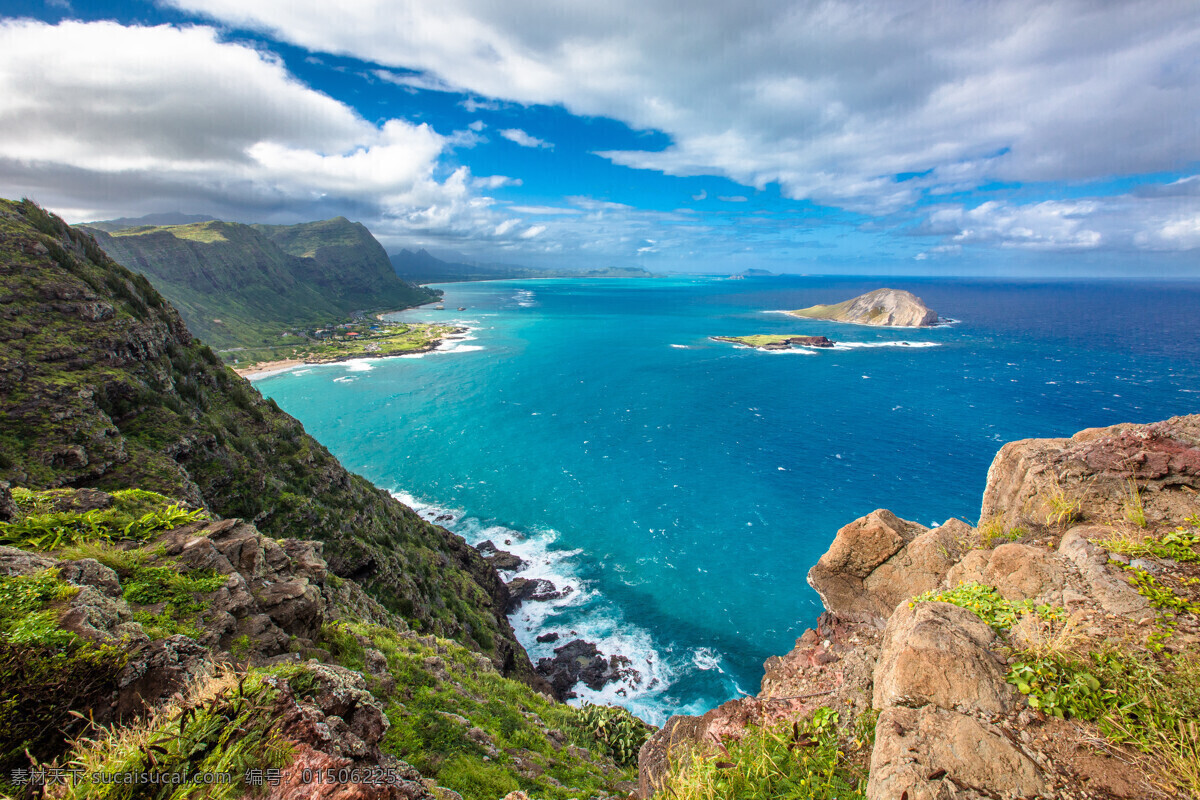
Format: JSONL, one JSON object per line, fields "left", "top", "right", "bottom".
{"left": 254, "top": 276, "right": 1200, "bottom": 723}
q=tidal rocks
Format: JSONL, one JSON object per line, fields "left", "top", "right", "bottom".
{"left": 535, "top": 639, "right": 639, "bottom": 701}
{"left": 787, "top": 287, "right": 938, "bottom": 327}
{"left": 506, "top": 577, "right": 572, "bottom": 611}
{"left": 477, "top": 539, "right": 527, "bottom": 571}
{"left": 536, "top": 632, "right": 560, "bottom": 643}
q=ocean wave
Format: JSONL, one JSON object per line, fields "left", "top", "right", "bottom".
{"left": 343, "top": 359, "right": 376, "bottom": 372}
{"left": 390, "top": 489, "right": 696, "bottom": 724}
{"left": 761, "top": 347, "right": 818, "bottom": 355}
{"left": 332, "top": 376, "right": 355, "bottom": 383}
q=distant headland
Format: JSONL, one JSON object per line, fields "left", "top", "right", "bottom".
{"left": 786, "top": 287, "right": 938, "bottom": 327}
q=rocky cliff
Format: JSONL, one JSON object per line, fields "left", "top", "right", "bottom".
{"left": 80, "top": 217, "right": 435, "bottom": 349}
{"left": 787, "top": 288, "right": 938, "bottom": 327}
{"left": 0, "top": 199, "right": 529, "bottom": 681}
{"left": 0, "top": 485, "right": 643, "bottom": 799}
{"left": 639, "top": 415, "right": 1200, "bottom": 800}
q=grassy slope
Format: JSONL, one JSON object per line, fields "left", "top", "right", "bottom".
{"left": 0, "top": 199, "right": 534, "bottom": 681}
{"left": 786, "top": 298, "right": 856, "bottom": 320}
{"left": 80, "top": 218, "right": 436, "bottom": 350}
{"left": 0, "top": 490, "right": 643, "bottom": 799}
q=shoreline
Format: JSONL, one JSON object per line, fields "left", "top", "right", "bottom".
{"left": 234, "top": 326, "right": 466, "bottom": 379}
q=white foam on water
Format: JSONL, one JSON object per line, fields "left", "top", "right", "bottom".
{"left": 669, "top": 344, "right": 691, "bottom": 349}
{"left": 333, "top": 376, "right": 355, "bottom": 383}
{"left": 831, "top": 341, "right": 941, "bottom": 349}
{"left": 762, "top": 347, "right": 818, "bottom": 355}
{"left": 390, "top": 488, "right": 692, "bottom": 724}
{"left": 244, "top": 365, "right": 304, "bottom": 381}
{"left": 343, "top": 359, "right": 376, "bottom": 372}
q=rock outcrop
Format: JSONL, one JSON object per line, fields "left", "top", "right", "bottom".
{"left": 981, "top": 413, "right": 1200, "bottom": 530}
{"left": 640, "top": 415, "right": 1200, "bottom": 800}
{"left": 787, "top": 288, "right": 938, "bottom": 327}
{"left": 807, "top": 510, "right": 970, "bottom": 623}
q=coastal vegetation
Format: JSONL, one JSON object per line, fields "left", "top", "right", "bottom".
{"left": 657, "top": 709, "right": 868, "bottom": 800}
{"left": 0, "top": 484, "right": 641, "bottom": 799}
{"left": 225, "top": 319, "right": 461, "bottom": 371}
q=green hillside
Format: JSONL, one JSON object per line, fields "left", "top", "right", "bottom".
{"left": 0, "top": 199, "right": 533, "bottom": 681}
{"left": 80, "top": 217, "right": 437, "bottom": 350}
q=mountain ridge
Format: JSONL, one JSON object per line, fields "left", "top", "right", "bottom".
{"left": 80, "top": 217, "right": 437, "bottom": 349}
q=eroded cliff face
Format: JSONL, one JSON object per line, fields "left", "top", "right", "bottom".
{"left": 639, "top": 415, "right": 1200, "bottom": 800}
{"left": 0, "top": 199, "right": 532, "bottom": 681}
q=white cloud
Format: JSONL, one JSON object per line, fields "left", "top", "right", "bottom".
{"left": 918, "top": 189, "right": 1200, "bottom": 252}
{"left": 468, "top": 120, "right": 486, "bottom": 132}
{"left": 691, "top": 190, "right": 706, "bottom": 201}
{"left": 520, "top": 225, "right": 547, "bottom": 238}
{"left": 718, "top": 195, "right": 747, "bottom": 203}
{"left": 163, "top": 0, "right": 1200, "bottom": 214}
{"left": 499, "top": 128, "right": 553, "bottom": 149}
{"left": 0, "top": 19, "right": 496, "bottom": 239}
{"left": 493, "top": 218, "right": 520, "bottom": 236}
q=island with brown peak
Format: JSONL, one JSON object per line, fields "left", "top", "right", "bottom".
{"left": 786, "top": 287, "right": 938, "bottom": 327}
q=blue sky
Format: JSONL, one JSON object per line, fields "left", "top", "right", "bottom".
{"left": 1, "top": 1, "right": 1199, "bottom": 275}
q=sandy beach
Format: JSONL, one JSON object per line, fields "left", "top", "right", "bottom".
{"left": 233, "top": 359, "right": 306, "bottom": 379}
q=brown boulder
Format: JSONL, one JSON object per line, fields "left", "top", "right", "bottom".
{"left": 809, "top": 511, "right": 971, "bottom": 623}
{"left": 1058, "top": 526, "right": 1152, "bottom": 618}
{"left": 945, "top": 542, "right": 1073, "bottom": 605}
{"left": 873, "top": 601, "right": 1016, "bottom": 716}
{"left": 866, "top": 706, "right": 1048, "bottom": 800}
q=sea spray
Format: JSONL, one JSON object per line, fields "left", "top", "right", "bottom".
{"left": 392, "top": 489, "right": 714, "bottom": 724}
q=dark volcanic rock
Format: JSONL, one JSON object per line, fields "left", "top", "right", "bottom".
{"left": 535, "top": 639, "right": 640, "bottom": 701}
{"left": 0, "top": 482, "right": 17, "bottom": 521}
{"left": 506, "top": 578, "right": 572, "bottom": 612}
{"left": 477, "top": 540, "right": 527, "bottom": 571}
{"left": 536, "top": 632, "right": 560, "bottom": 644}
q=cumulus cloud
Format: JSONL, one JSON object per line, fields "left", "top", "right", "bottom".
{"left": 915, "top": 187, "right": 1200, "bottom": 254}
{"left": 0, "top": 19, "right": 485, "bottom": 236}
{"left": 163, "top": 0, "right": 1200, "bottom": 214}
{"left": 499, "top": 128, "right": 553, "bottom": 149}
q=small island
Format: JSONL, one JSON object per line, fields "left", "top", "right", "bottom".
{"left": 786, "top": 287, "right": 937, "bottom": 327}
{"left": 712, "top": 334, "right": 835, "bottom": 350}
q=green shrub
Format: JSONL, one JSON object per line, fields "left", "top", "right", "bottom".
{"left": 0, "top": 488, "right": 207, "bottom": 551}
{"left": 659, "top": 709, "right": 866, "bottom": 800}
{"left": 576, "top": 703, "right": 652, "bottom": 766}
{"left": 910, "top": 582, "right": 1063, "bottom": 632}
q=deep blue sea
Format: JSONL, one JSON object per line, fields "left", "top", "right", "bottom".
{"left": 253, "top": 276, "right": 1200, "bottom": 723}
